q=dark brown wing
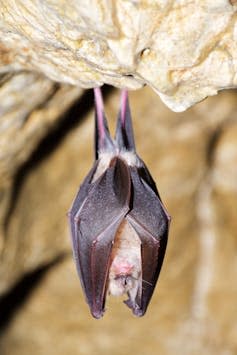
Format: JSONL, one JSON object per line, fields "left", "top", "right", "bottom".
{"left": 68, "top": 160, "right": 99, "bottom": 273}
{"left": 73, "top": 158, "right": 130, "bottom": 318}
{"left": 126, "top": 166, "right": 170, "bottom": 316}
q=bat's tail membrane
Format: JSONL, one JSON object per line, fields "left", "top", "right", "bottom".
{"left": 115, "top": 90, "right": 136, "bottom": 152}
{"left": 94, "top": 87, "right": 114, "bottom": 159}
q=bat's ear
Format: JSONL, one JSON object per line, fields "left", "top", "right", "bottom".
{"left": 115, "top": 90, "right": 136, "bottom": 152}
{"left": 94, "top": 87, "right": 114, "bottom": 159}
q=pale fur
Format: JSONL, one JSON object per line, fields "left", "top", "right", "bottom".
{"left": 108, "top": 220, "right": 141, "bottom": 302}
{"left": 92, "top": 150, "right": 141, "bottom": 182}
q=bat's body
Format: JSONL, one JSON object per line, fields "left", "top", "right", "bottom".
{"left": 68, "top": 88, "right": 170, "bottom": 318}
{"left": 108, "top": 210, "right": 142, "bottom": 298}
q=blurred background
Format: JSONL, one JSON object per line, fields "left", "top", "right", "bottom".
{"left": 0, "top": 79, "right": 236, "bottom": 354}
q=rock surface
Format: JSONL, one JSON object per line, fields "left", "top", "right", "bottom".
{"left": 1, "top": 1, "right": 237, "bottom": 111}
{"left": 0, "top": 72, "right": 83, "bottom": 292}
{"left": 0, "top": 87, "right": 236, "bottom": 354}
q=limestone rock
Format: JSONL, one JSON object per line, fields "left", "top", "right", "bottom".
{"left": 0, "top": 72, "right": 83, "bottom": 293}
{"left": 1, "top": 1, "right": 237, "bottom": 111}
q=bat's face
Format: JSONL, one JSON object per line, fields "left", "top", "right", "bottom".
{"left": 108, "top": 219, "right": 141, "bottom": 298}
{"left": 68, "top": 89, "right": 170, "bottom": 318}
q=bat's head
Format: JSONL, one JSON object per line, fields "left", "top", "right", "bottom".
{"left": 107, "top": 219, "right": 142, "bottom": 310}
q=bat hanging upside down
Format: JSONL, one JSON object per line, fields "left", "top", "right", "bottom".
{"left": 68, "top": 88, "right": 171, "bottom": 319}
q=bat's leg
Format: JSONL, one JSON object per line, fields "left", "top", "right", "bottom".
{"left": 115, "top": 89, "right": 136, "bottom": 151}
{"left": 93, "top": 87, "right": 114, "bottom": 158}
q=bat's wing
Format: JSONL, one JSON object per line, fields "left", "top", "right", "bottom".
{"left": 126, "top": 167, "right": 170, "bottom": 316}
{"left": 68, "top": 161, "right": 100, "bottom": 287}
{"left": 74, "top": 157, "right": 130, "bottom": 318}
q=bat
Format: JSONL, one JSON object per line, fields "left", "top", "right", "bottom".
{"left": 68, "top": 87, "right": 170, "bottom": 319}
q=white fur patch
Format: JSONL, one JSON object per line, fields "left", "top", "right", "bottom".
{"left": 92, "top": 152, "right": 114, "bottom": 182}
{"left": 120, "top": 150, "right": 141, "bottom": 167}
{"left": 93, "top": 150, "right": 141, "bottom": 183}
{"left": 108, "top": 220, "right": 142, "bottom": 300}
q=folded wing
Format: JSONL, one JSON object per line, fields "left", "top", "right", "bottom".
{"left": 126, "top": 167, "right": 170, "bottom": 316}
{"left": 74, "top": 158, "right": 131, "bottom": 318}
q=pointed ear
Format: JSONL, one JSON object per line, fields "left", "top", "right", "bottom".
{"left": 115, "top": 90, "right": 136, "bottom": 151}
{"left": 94, "top": 87, "right": 114, "bottom": 159}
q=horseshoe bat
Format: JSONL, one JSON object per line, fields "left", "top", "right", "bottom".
{"left": 68, "top": 88, "right": 170, "bottom": 319}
